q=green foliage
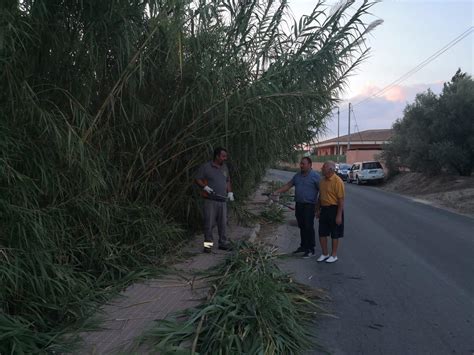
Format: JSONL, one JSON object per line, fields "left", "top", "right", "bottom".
{"left": 381, "top": 69, "right": 474, "bottom": 177}
{"left": 138, "top": 242, "right": 328, "bottom": 354}
{"left": 264, "top": 180, "right": 294, "bottom": 204}
{"left": 260, "top": 203, "right": 285, "bottom": 223}
{"left": 264, "top": 180, "right": 287, "bottom": 193}
{"left": 229, "top": 202, "right": 259, "bottom": 227}
{"left": 1, "top": 0, "right": 377, "bottom": 351}
{"left": 272, "top": 162, "right": 300, "bottom": 172}
{"left": 0, "top": 199, "right": 185, "bottom": 353}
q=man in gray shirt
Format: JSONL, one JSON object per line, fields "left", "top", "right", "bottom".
{"left": 195, "top": 147, "right": 234, "bottom": 253}
{"left": 274, "top": 157, "right": 320, "bottom": 258}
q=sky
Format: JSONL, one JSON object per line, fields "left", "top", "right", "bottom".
{"left": 288, "top": 0, "right": 474, "bottom": 141}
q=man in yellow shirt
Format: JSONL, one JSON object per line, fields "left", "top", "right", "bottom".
{"left": 316, "top": 161, "right": 345, "bottom": 263}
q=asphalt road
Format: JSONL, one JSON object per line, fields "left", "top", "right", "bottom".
{"left": 265, "top": 169, "right": 474, "bottom": 355}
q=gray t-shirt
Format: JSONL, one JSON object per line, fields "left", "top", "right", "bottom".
{"left": 196, "top": 161, "right": 230, "bottom": 200}
{"left": 291, "top": 170, "right": 320, "bottom": 204}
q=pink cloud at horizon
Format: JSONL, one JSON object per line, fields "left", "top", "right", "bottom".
{"left": 322, "top": 81, "right": 445, "bottom": 140}
{"left": 349, "top": 82, "right": 444, "bottom": 103}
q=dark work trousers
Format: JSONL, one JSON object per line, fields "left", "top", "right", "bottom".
{"left": 203, "top": 199, "right": 227, "bottom": 247}
{"left": 295, "top": 202, "right": 316, "bottom": 252}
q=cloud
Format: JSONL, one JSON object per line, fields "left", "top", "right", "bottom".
{"left": 355, "top": 82, "right": 443, "bottom": 103}
{"left": 321, "top": 82, "right": 444, "bottom": 139}
{"left": 383, "top": 86, "right": 406, "bottom": 102}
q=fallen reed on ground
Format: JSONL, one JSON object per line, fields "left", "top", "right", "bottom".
{"left": 139, "top": 242, "right": 328, "bottom": 354}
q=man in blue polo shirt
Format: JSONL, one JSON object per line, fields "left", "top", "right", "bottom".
{"left": 273, "top": 157, "right": 320, "bottom": 258}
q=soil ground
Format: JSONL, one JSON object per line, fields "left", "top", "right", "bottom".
{"left": 380, "top": 172, "right": 474, "bottom": 217}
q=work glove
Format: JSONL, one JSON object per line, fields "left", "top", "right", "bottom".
{"left": 203, "top": 186, "right": 214, "bottom": 194}
{"left": 227, "top": 192, "right": 235, "bottom": 201}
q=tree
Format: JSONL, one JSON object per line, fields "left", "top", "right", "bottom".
{"left": 382, "top": 70, "right": 474, "bottom": 176}
{"left": 432, "top": 69, "right": 474, "bottom": 176}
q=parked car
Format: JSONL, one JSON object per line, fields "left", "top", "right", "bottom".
{"left": 347, "top": 161, "right": 385, "bottom": 184}
{"left": 335, "top": 163, "right": 351, "bottom": 181}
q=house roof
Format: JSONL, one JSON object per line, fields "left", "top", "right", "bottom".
{"left": 315, "top": 129, "right": 393, "bottom": 146}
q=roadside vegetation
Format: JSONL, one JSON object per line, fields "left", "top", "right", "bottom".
{"left": 381, "top": 70, "right": 474, "bottom": 177}
{"left": 260, "top": 203, "right": 285, "bottom": 224}
{"left": 1, "top": 0, "right": 379, "bottom": 351}
{"left": 272, "top": 162, "right": 300, "bottom": 173}
{"left": 138, "top": 242, "right": 328, "bottom": 354}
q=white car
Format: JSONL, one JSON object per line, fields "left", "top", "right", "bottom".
{"left": 335, "top": 163, "right": 351, "bottom": 181}
{"left": 347, "top": 161, "right": 385, "bottom": 184}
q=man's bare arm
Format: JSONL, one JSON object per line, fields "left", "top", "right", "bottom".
{"left": 274, "top": 181, "right": 293, "bottom": 194}
{"left": 196, "top": 179, "right": 207, "bottom": 189}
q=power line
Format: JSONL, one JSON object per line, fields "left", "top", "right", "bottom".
{"left": 326, "top": 27, "right": 473, "bottom": 142}
{"left": 352, "top": 26, "right": 473, "bottom": 108}
{"left": 350, "top": 104, "right": 364, "bottom": 143}
{"left": 335, "top": 26, "right": 473, "bottom": 114}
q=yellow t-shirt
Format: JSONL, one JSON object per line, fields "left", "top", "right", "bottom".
{"left": 319, "top": 174, "right": 345, "bottom": 206}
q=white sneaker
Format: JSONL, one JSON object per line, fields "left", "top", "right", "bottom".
{"left": 316, "top": 254, "right": 329, "bottom": 262}
{"left": 325, "top": 256, "right": 338, "bottom": 263}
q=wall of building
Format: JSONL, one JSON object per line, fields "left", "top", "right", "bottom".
{"left": 346, "top": 150, "right": 383, "bottom": 165}
{"left": 317, "top": 147, "right": 334, "bottom": 155}
{"left": 317, "top": 144, "right": 382, "bottom": 156}
{"left": 314, "top": 162, "right": 324, "bottom": 171}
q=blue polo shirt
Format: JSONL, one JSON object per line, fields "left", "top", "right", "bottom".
{"left": 291, "top": 170, "right": 320, "bottom": 204}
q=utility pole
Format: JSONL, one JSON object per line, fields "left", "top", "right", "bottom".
{"left": 336, "top": 107, "right": 340, "bottom": 162}
{"left": 347, "top": 102, "right": 351, "bottom": 152}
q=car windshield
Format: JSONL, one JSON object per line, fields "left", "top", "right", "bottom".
{"left": 362, "top": 162, "right": 382, "bottom": 169}
{"left": 339, "top": 164, "right": 351, "bottom": 169}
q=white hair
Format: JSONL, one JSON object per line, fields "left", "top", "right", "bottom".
{"left": 324, "top": 161, "right": 336, "bottom": 172}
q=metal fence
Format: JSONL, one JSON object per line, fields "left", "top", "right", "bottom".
{"left": 310, "top": 155, "right": 346, "bottom": 163}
